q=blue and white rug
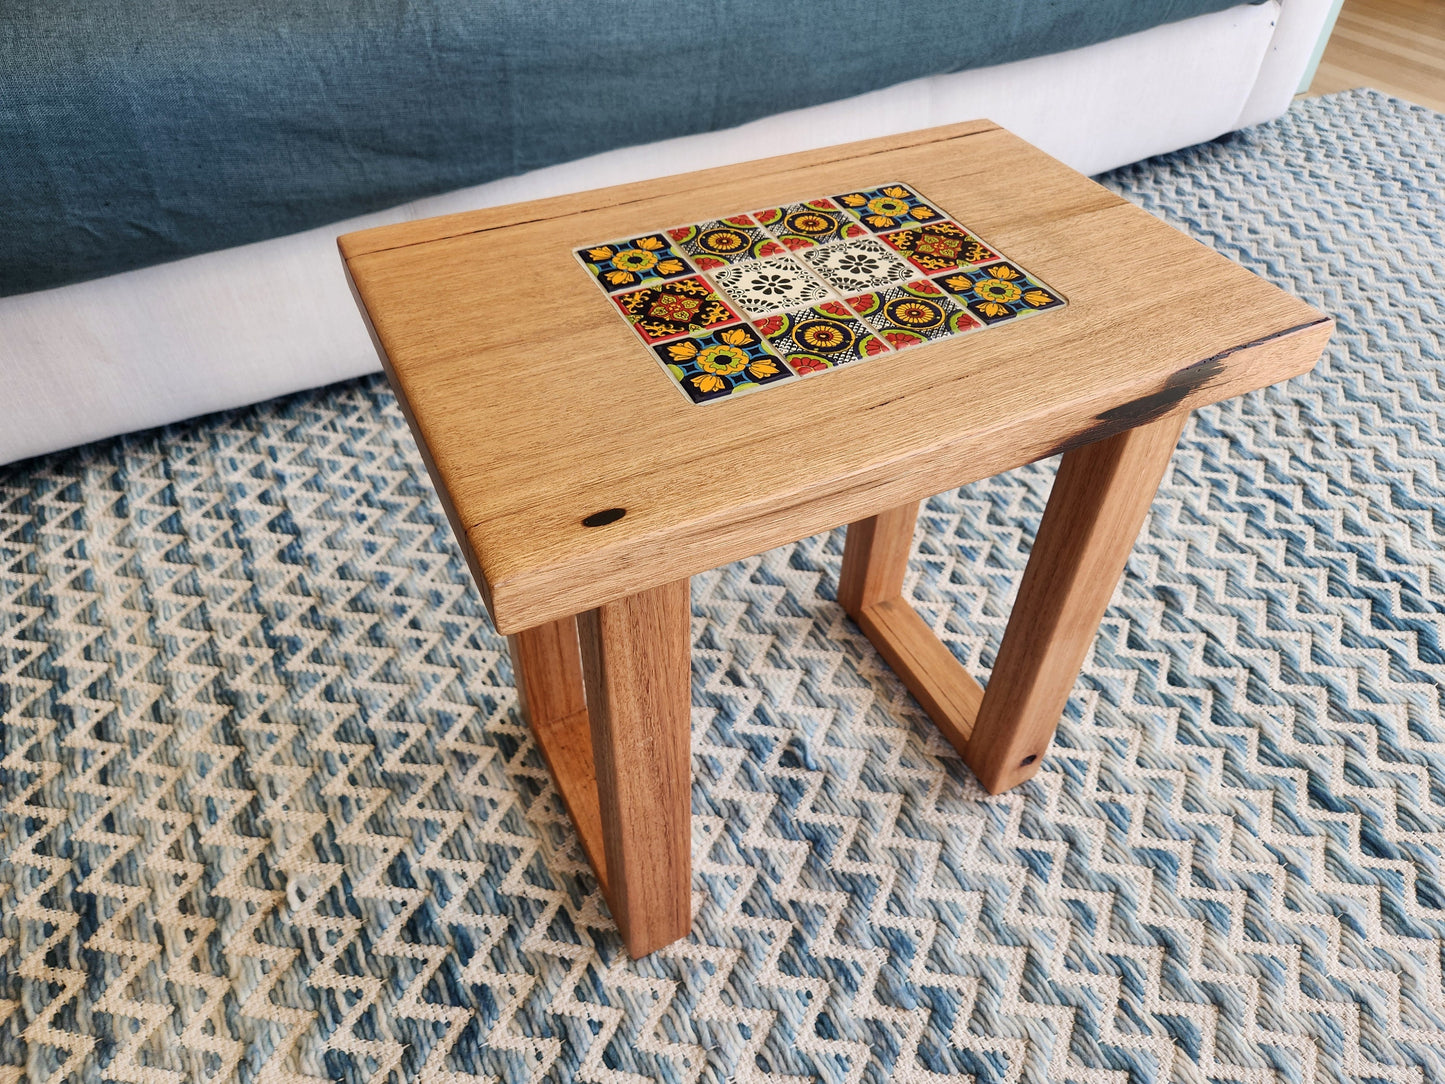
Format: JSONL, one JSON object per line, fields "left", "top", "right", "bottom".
{"left": 3, "top": 89, "right": 1444, "bottom": 1083}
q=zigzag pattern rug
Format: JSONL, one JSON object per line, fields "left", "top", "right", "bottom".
{"left": 3, "top": 89, "right": 1444, "bottom": 1083}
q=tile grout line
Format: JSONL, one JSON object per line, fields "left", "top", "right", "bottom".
{"left": 575, "top": 182, "right": 1066, "bottom": 404}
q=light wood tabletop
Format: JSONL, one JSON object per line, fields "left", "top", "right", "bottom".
{"left": 341, "top": 119, "right": 1332, "bottom": 637}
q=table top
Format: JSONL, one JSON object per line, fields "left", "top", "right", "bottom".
{"left": 341, "top": 120, "right": 1332, "bottom": 634}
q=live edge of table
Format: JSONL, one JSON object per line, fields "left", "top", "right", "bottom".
{"left": 340, "top": 119, "right": 1334, "bottom": 956}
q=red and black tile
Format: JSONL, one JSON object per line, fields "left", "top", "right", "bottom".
{"left": 667, "top": 215, "right": 783, "bottom": 269}
{"left": 879, "top": 220, "right": 999, "bottom": 274}
{"left": 752, "top": 199, "right": 868, "bottom": 251}
{"left": 845, "top": 280, "right": 981, "bottom": 349}
{"left": 613, "top": 276, "right": 740, "bottom": 343}
{"left": 753, "top": 301, "right": 890, "bottom": 375}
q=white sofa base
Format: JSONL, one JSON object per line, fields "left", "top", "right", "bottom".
{"left": 0, "top": 0, "right": 1330, "bottom": 465}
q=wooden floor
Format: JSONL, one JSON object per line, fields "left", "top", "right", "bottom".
{"left": 1305, "top": 0, "right": 1445, "bottom": 113}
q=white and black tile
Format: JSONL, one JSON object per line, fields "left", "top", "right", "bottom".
{"left": 801, "top": 237, "right": 911, "bottom": 294}
{"left": 711, "top": 256, "right": 832, "bottom": 318}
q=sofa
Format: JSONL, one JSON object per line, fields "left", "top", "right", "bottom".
{"left": 0, "top": 0, "right": 1337, "bottom": 465}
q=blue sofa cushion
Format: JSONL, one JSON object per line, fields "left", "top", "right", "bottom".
{"left": 1, "top": 0, "right": 1262, "bottom": 295}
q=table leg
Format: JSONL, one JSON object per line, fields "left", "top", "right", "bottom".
{"left": 577, "top": 578, "right": 692, "bottom": 958}
{"left": 965, "top": 410, "right": 1189, "bottom": 793}
{"left": 507, "top": 617, "right": 610, "bottom": 889}
{"left": 840, "top": 501, "right": 984, "bottom": 751}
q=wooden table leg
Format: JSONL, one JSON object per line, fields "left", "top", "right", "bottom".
{"left": 965, "top": 410, "right": 1189, "bottom": 793}
{"left": 840, "top": 501, "right": 984, "bottom": 751}
{"left": 577, "top": 578, "right": 692, "bottom": 957}
{"left": 508, "top": 617, "right": 611, "bottom": 891}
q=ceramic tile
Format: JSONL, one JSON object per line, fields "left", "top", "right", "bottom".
{"left": 653, "top": 324, "right": 792, "bottom": 403}
{"left": 711, "top": 256, "right": 832, "bottom": 318}
{"left": 613, "top": 276, "right": 741, "bottom": 343}
{"left": 573, "top": 182, "right": 1066, "bottom": 405}
{"left": 754, "top": 301, "right": 890, "bottom": 375}
{"left": 752, "top": 199, "right": 868, "bottom": 251}
{"left": 832, "top": 183, "right": 943, "bottom": 233}
{"left": 933, "top": 261, "right": 1065, "bottom": 325}
{"left": 801, "top": 237, "right": 912, "bottom": 294}
{"left": 667, "top": 215, "right": 783, "bottom": 269}
{"left": 845, "top": 280, "right": 980, "bottom": 350}
{"left": 577, "top": 234, "right": 695, "bottom": 292}
{"left": 879, "top": 220, "right": 999, "bottom": 275}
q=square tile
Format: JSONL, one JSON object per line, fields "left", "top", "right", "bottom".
{"left": 754, "top": 301, "right": 890, "bottom": 375}
{"left": 613, "top": 276, "right": 741, "bottom": 343}
{"left": 653, "top": 324, "right": 792, "bottom": 404}
{"left": 879, "top": 220, "right": 999, "bottom": 274}
{"left": 933, "top": 262, "right": 1066, "bottom": 325}
{"left": 752, "top": 199, "right": 868, "bottom": 251}
{"left": 832, "top": 184, "right": 944, "bottom": 233}
{"left": 577, "top": 234, "right": 695, "bottom": 292}
{"left": 711, "top": 256, "right": 832, "bottom": 317}
{"left": 801, "top": 237, "right": 912, "bottom": 294}
{"left": 844, "top": 280, "right": 981, "bottom": 350}
{"left": 667, "top": 215, "right": 783, "bottom": 269}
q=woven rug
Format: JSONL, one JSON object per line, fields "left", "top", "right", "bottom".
{"left": 3, "top": 89, "right": 1444, "bottom": 1084}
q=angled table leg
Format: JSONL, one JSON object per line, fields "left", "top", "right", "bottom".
{"left": 508, "top": 583, "right": 693, "bottom": 957}
{"left": 965, "top": 410, "right": 1189, "bottom": 793}
{"left": 577, "top": 578, "right": 693, "bottom": 958}
{"left": 508, "top": 617, "right": 611, "bottom": 889}
{"left": 840, "top": 501, "right": 984, "bottom": 751}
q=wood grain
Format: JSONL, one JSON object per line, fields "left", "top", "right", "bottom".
{"left": 343, "top": 122, "right": 1332, "bottom": 635}
{"left": 507, "top": 618, "right": 608, "bottom": 891}
{"left": 964, "top": 409, "right": 1190, "bottom": 793}
{"left": 509, "top": 615, "right": 587, "bottom": 730}
{"left": 577, "top": 578, "right": 693, "bottom": 958}
{"left": 338, "top": 120, "right": 1000, "bottom": 259}
{"left": 856, "top": 598, "right": 982, "bottom": 751}
{"left": 838, "top": 502, "right": 983, "bottom": 749}
{"left": 1307, "top": 0, "right": 1445, "bottom": 113}
{"left": 837, "top": 502, "right": 919, "bottom": 616}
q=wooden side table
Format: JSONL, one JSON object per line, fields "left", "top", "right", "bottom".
{"left": 340, "top": 120, "right": 1332, "bottom": 957}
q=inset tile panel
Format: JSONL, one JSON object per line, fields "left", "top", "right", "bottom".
{"left": 614, "top": 276, "right": 740, "bottom": 344}
{"left": 879, "top": 221, "right": 1000, "bottom": 275}
{"left": 712, "top": 256, "right": 833, "bottom": 318}
{"left": 755, "top": 302, "right": 890, "bottom": 375}
{"left": 752, "top": 200, "right": 867, "bottom": 251}
{"left": 845, "top": 280, "right": 981, "bottom": 350}
{"left": 802, "top": 238, "right": 912, "bottom": 294}
{"left": 933, "top": 262, "right": 1066, "bottom": 325}
{"left": 653, "top": 324, "right": 792, "bottom": 404}
{"left": 573, "top": 181, "right": 1068, "bottom": 406}
{"left": 667, "top": 216, "right": 782, "bottom": 268}
{"left": 832, "top": 184, "right": 943, "bottom": 232}
{"left": 577, "top": 234, "right": 695, "bottom": 292}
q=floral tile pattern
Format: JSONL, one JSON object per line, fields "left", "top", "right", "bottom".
{"left": 613, "top": 276, "right": 740, "bottom": 343}
{"left": 833, "top": 184, "right": 943, "bottom": 232}
{"left": 754, "top": 301, "right": 889, "bottom": 375}
{"left": 845, "top": 280, "right": 981, "bottom": 350}
{"left": 752, "top": 200, "right": 867, "bottom": 251}
{"left": 880, "top": 220, "right": 999, "bottom": 274}
{"left": 801, "top": 237, "right": 913, "bottom": 294}
{"left": 573, "top": 181, "right": 1065, "bottom": 404}
{"left": 934, "top": 261, "right": 1065, "bottom": 325}
{"left": 576, "top": 234, "right": 694, "bottom": 292}
{"left": 711, "top": 256, "right": 831, "bottom": 318}
{"left": 652, "top": 324, "right": 791, "bottom": 403}
{"left": 667, "top": 216, "right": 783, "bottom": 269}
